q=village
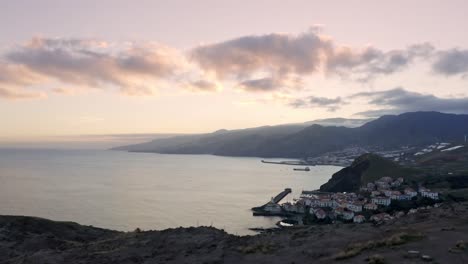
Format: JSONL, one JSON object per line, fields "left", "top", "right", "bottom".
{"left": 260, "top": 176, "right": 441, "bottom": 226}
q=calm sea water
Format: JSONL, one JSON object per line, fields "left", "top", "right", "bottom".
{"left": 0, "top": 149, "right": 340, "bottom": 235}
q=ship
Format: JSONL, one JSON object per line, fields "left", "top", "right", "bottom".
{"left": 293, "top": 167, "right": 310, "bottom": 171}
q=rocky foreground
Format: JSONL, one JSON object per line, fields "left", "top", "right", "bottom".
{"left": 1, "top": 202, "right": 468, "bottom": 264}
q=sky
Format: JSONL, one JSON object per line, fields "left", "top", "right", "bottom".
{"left": 1, "top": 0, "right": 468, "bottom": 144}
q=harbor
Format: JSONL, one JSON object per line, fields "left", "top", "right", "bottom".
{"left": 251, "top": 188, "right": 292, "bottom": 216}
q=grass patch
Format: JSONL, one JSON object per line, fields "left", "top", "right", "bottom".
{"left": 237, "top": 243, "right": 279, "bottom": 254}
{"left": 334, "top": 232, "right": 424, "bottom": 260}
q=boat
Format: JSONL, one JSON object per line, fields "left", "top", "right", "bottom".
{"left": 293, "top": 167, "right": 310, "bottom": 171}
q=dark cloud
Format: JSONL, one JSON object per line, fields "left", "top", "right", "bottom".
{"left": 353, "top": 87, "right": 468, "bottom": 117}
{"left": 239, "top": 78, "right": 279, "bottom": 92}
{"left": 238, "top": 77, "right": 302, "bottom": 92}
{"left": 289, "top": 95, "right": 344, "bottom": 111}
{"left": 185, "top": 80, "right": 219, "bottom": 92}
{"left": 433, "top": 49, "right": 468, "bottom": 76}
{"left": 328, "top": 43, "right": 434, "bottom": 81}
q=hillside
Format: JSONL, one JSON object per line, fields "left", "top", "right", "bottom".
{"left": 115, "top": 112, "right": 468, "bottom": 158}
{"left": 2, "top": 205, "right": 468, "bottom": 264}
{"left": 319, "top": 154, "right": 421, "bottom": 192}
{"left": 414, "top": 144, "right": 468, "bottom": 174}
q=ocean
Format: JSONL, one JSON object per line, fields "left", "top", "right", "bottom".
{"left": 0, "top": 149, "right": 340, "bottom": 235}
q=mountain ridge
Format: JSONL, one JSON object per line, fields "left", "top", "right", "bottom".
{"left": 115, "top": 112, "right": 468, "bottom": 158}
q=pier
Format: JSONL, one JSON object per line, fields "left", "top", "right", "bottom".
{"left": 251, "top": 188, "right": 292, "bottom": 213}
{"left": 272, "top": 188, "right": 292, "bottom": 203}
{"left": 261, "top": 160, "right": 308, "bottom": 166}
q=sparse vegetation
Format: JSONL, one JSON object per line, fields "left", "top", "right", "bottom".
{"left": 334, "top": 232, "right": 425, "bottom": 260}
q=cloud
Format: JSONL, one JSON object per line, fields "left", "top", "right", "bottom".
{"left": 237, "top": 76, "right": 302, "bottom": 92}
{"left": 190, "top": 29, "right": 331, "bottom": 92}
{"left": 289, "top": 95, "right": 344, "bottom": 111}
{"left": 1, "top": 29, "right": 468, "bottom": 101}
{"left": 190, "top": 29, "right": 435, "bottom": 91}
{"left": 432, "top": 48, "right": 468, "bottom": 76}
{"left": 0, "top": 87, "right": 45, "bottom": 99}
{"left": 4, "top": 37, "right": 186, "bottom": 96}
{"left": 191, "top": 30, "right": 329, "bottom": 79}
{"left": 0, "top": 63, "right": 48, "bottom": 99}
{"left": 328, "top": 43, "right": 434, "bottom": 81}
{"left": 353, "top": 87, "right": 468, "bottom": 117}
{"left": 184, "top": 80, "right": 221, "bottom": 92}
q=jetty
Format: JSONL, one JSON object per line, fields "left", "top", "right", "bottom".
{"left": 251, "top": 188, "right": 292, "bottom": 214}
{"left": 272, "top": 188, "right": 292, "bottom": 203}
{"left": 261, "top": 160, "right": 308, "bottom": 166}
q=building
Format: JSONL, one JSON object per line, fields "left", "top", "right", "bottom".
{"left": 383, "top": 189, "right": 393, "bottom": 197}
{"left": 389, "top": 191, "right": 410, "bottom": 201}
{"left": 353, "top": 215, "right": 365, "bottom": 223}
{"left": 421, "top": 190, "right": 439, "bottom": 200}
{"left": 371, "top": 196, "right": 391, "bottom": 206}
{"left": 376, "top": 182, "right": 390, "bottom": 190}
{"left": 347, "top": 202, "right": 364, "bottom": 213}
{"left": 391, "top": 180, "right": 402, "bottom": 187}
{"left": 364, "top": 203, "right": 378, "bottom": 210}
{"left": 404, "top": 188, "right": 417, "bottom": 198}
{"left": 282, "top": 202, "right": 299, "bottom": 212}
{"left": 264, "top": 202, "right": 282, "bottom": 213}
{"left": 317, "top": 199, "right": 334, "bottom": 208}
{"left": 418, "top": 186, "right": 429, "bottom": 193}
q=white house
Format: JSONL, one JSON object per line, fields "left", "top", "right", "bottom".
{"left": 371, "top": 196, "right": 391, "bottom": 206}
{"left": 317, "top": 199, "right": 334, "bottom": 208}
{"left": 347, "top": 202, "right": 363, "bottom": 213}
{"left": 421, "top": 190, "right": 439, "bottom": 200}
{"left": 390, "top": 191, "right": 411, "bottom": 201}
{"left": 353, "top": 215, "right": 365, "bottom": 223}
{"left": 364, "top": 203, "right": 378, "bottom": 210}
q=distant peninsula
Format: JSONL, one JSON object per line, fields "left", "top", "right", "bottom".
{"left": 114, "top": 112, "right": 468, "bottom": 159}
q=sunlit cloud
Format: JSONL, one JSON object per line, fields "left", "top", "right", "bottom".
{"left": 3, "top": 37, "right": 187, "bottom": 97}
{"left": 1, "top": 28, "right": 468, "bottom": 100}
{"left": 0, "top": 87, "right": 46, "bottom": 99}
{"left": 190, "top": 29, "right": 435, "bottom": 91}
